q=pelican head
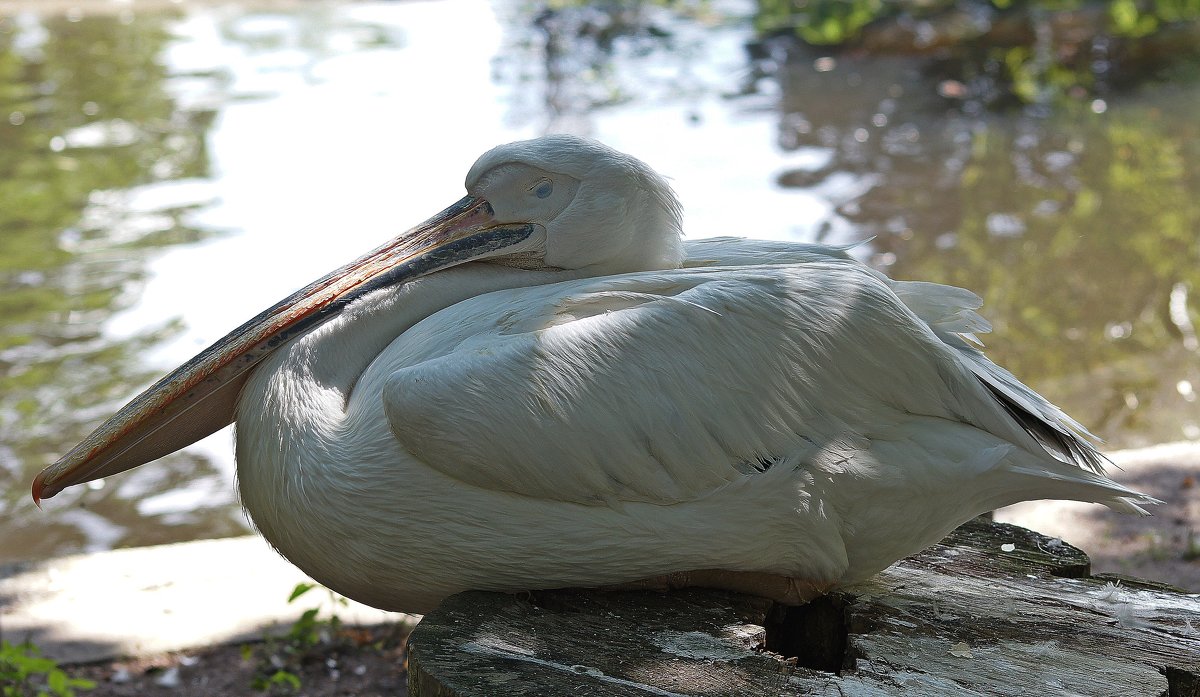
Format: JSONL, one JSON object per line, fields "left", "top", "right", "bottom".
{"left": 467, "top": 135, "right": 683, "bottom": 274}
{"left": 33, "top": 135, "right": 683, "bottom": 502}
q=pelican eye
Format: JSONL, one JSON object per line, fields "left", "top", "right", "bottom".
{"left": 533, "top": 179, "right": 553, "bottom": 199}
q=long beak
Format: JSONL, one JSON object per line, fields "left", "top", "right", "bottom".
{"left": 33, "top": 195, "right": 536, "bottom": 503}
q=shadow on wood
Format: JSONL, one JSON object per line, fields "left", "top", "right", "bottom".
{"left": 408, "top": 520, "right": 1200, "bottom": 696}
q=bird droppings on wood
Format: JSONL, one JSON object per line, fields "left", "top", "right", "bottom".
{"left": 650, "top": 630, "right": 757, "bottom": 662}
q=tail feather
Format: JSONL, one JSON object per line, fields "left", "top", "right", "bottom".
{"left": 976, "top": 374, "right": 1107, "bottom": 474}
{"left": 885, "top": 276, "right": 1108, "bottom": 476}
{"left": 1001, "top": 456, "right": 1162, "bottom": 516}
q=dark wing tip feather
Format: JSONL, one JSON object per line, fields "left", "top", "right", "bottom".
{"left": 978, "top": 378, "right": 1109, "bottom": 474}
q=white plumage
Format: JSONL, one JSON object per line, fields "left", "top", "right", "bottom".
{"left": 233, "top": 137, "right": 1150, "bottom": 612}
{"left": 38, "top": 135, "right": 1155, "bottom": 614}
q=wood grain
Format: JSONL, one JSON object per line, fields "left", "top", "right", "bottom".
{"left": 409, "top": 519, "right": 1200, "bottom": 696}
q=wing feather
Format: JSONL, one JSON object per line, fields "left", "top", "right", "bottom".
{"left": 382, "top": 260, "right": 1042, "bottom": 505}
{"left": 684, "top": 237, "right": 1105, "bottom": 473}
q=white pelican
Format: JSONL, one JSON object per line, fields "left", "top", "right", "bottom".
{"left": 35, "top": 135, "right": 1154, "bottom": 613}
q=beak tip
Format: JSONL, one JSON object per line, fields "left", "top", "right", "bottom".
{"left": 32, "top": 470, "right": 53, "bottom": 507}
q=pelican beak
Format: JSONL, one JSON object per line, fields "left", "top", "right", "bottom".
{"left": 33, "top": 195, "right": 536, "bottom": 503}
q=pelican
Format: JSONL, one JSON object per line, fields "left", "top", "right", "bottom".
{"left": 35, "top": 135, "right": 1154, "bottom": 613}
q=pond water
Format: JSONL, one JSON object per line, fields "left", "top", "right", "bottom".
{"left": 1, "top": 0, "right": 1197, "bottom": 564}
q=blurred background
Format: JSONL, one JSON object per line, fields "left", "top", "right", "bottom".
{"left": 1, "top": 0, "right": 1197, "bottom": 586}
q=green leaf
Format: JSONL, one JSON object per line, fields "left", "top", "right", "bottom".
{"left": 286, "top": 583, "right": 315, "bottom": 603}
{"left": 48, "top": 669, "right": 67, "bottom": 694}
{"left": 24, "top": 658, "right": 57, "bottom": 674}
{"left": 269, "top": 669, "right": 302, "bottom": 690}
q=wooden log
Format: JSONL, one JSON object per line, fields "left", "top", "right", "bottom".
{"left": 408, "top": 520, "right": 1200, "bottom": 696}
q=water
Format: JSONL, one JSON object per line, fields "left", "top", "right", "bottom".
{"left": 1, "top": 0, "right": 1197, "bottom": 564}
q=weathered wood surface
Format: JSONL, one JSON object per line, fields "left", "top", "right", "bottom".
{"left": 408, "top": 520, "right": 1200, "bottom": 696}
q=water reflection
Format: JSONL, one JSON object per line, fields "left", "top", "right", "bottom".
{"left": 0, "top": 10, "right": 244, "bottom": 561}
{"left": 754, "top": 0, "right": 1200, "bottom": 108}
{"left": 497, "top": 1, "right": 732, "bottom": 131}
{"left": 1, "top": 0, "right": 1196, "bottom": 563}
{"left": 765, "top": 40, "right": 1200, "bottom": 447}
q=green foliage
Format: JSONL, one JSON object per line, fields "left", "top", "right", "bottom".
{"left": 1110, "top": 0, "right": 1161, "bottom": 36}
{"left": 0, "top": 640, "right": 94, "bottom": 697}
{"left": 286, "top": 582, "right": 316, "bottom": 604}
{"left": 752, "top": 0, "right": 1200, "bottom": 106}
{"left": 249, "top": 669, "right": 302, "bottom": 694}
{"left": 245, "top": 583, "right": 350, "bottom": 694}
{"left": 241, "top": 582, "right": 413, "bottom": 693}
{"left": 756, "top": 0, "right": 886, "bottom": 42}
{"left": 1108, "top": 0, "right": 1200, "bottom": 35}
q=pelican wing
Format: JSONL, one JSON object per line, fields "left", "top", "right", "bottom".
{"left": 381, "top": 260, "right": 1052, "bottom": 505}
{"left": 684, "top": 237, "right": 1103, "bottom": 472}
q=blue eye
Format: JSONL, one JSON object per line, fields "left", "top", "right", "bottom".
{"left": 534, "top": 180, "right": 553, "bottom": 199}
